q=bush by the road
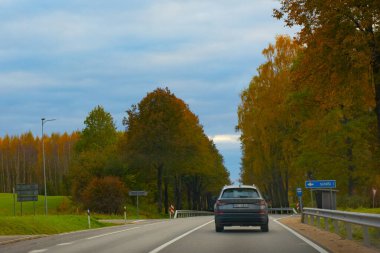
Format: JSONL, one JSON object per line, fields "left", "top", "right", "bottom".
{"left": 82, "top": 176, "right": 126, "bottom": 214}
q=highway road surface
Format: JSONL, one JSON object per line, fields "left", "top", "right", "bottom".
{"left": 0, "top": 215, "right": 327, "bottom": 253}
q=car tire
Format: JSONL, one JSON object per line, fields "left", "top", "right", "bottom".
{"left": 261, "top": 223, "right": 269, "bottom": 232}
{"left": 215, "top": 224, "right": 224, "bottom": 232}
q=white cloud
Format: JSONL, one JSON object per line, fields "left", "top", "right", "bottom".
{"left": 210, "top": 134, "right": 240, "bottom": 144}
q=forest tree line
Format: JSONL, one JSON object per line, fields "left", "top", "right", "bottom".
{"left": 238, "top": 1, "right": 380, "bottom": 208}
{"left": 0, "top": 88, "right": 230, "bottom": 214}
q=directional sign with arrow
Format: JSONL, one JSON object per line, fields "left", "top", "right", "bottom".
{"left": 305, "top": 180, "right": 336, "bottom": 189}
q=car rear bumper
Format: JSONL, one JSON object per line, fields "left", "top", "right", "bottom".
{"left": 214, "top": 212, "right": 268, "bottom": 226}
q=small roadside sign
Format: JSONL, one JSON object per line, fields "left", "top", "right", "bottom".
{"left": 305, "top": 180, "right": 336, "bottom": 189}
{"left": 16, "top": 184, "right": 38, "bottom": 202}
{"left": 129, "top": 191, "right": 148, "bottom": 196}
{"left": 296, "top": 188, "right": 302, "bottom": 197}
{"left": 129, "top": 190, "right": 147, "bottom": 218}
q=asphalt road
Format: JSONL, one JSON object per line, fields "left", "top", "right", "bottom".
{"left": 0, "top": 215, "right": 327, "bottom": 253}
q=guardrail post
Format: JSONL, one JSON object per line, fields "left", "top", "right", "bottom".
{"left": 310, "top": 215, "right": 314, "bottom": 225}
{"left": 363, "top": 226, "right": 370, "bottom": 247}
{"left": 316, "top": 216, "right": 320, "bottom": 228}
{"left": 345, "top": 223, "right": 352, "bottom": 240}
{"left": 334, "top": 220, "right": 339, "bottom": 234}
{"left": 324, "top": 217, "right": 329, "bottom": 231}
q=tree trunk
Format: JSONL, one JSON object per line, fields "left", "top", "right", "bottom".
{"left": 186, "top": 183, "right": 192, "bottom": 209}
{"left": 156, "top": 164, "right": 163, "bottom": 213}
{"left": 346, "top": 137, "right": 355, "bottom": 196}
{"left": 164, "top": 178, "right": 169, "bottom": 214}
{"left": 371, "top": 42, "right": 380, "bottom": 140}
{"left": 174, "top": 174, "right": 182, "bottom": 210}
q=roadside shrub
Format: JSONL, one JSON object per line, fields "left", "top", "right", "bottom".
{"left": 337, "top": 194, "right": 370, "bottom": 209}
{"left": 82, "top": 176, "right": 126, "bottom": 214}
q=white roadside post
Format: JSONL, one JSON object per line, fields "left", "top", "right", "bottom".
{"left": 87, "top": 209, "right": 91, "bottom": 229}
{"left": 373, "top": 188, "right": 377, "bottom": 208}
{"left": 124, "top": 206, "right": 127, "bottom": 224}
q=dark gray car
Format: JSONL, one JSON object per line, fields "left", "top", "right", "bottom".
{"left": 214, "top": 185, "right": 269, "bottom": 232}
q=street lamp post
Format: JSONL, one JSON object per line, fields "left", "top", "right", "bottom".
{"left": 41, "top": 118, "right": 56, "bottom": 215}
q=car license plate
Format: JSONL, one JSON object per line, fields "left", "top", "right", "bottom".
{"left": 233, "top": 204, "right": 248, "bottom": 208}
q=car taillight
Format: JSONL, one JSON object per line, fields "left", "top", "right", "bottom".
{"left": 259, "top": 200, "right": 267, "bottom": 213}
{"left": 215, "top": 200, "right": 226, "bottom": 206}
{"left": 214, "top": 200, "right": 226, "bottom": 215}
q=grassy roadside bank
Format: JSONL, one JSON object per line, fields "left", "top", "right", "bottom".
{"left": 0, "top": 215, "right": 113, "bottom": 235}
{"left": 0, "top": 193, "right": 167, "bottom": 235}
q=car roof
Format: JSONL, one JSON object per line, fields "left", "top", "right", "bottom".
{"left": 222, "top": 184, "right": 257, "bottom": 190}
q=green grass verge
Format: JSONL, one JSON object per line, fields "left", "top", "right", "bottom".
{"left": 0, "top": 193, "right": 74, "bottom": 216}
{"left": 0, "top": 193, "right": 168, "bottom": 235}
{"left": 0, "top": 215, "right": 114, "bottom": 235}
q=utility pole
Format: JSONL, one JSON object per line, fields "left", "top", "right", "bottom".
{"left": 42, "top": 118, "right": 56, "bottom": 215}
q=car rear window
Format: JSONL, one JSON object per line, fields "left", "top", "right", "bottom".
{"left": 221, "top": 188, "right": 259, "bottom": 198}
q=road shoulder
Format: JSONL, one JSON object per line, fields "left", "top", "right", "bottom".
{"left": 278, "top": 215, "right": 378, "bottom": 253}
{"left": 0, "top": 235, "right": 46, "bottom": 245}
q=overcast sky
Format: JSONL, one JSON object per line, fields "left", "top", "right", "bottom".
{"left": 0, "top": 0, "right": 297, "bottom": 183}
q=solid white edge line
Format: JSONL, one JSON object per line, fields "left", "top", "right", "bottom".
{"left": 149, "top": 220, "right": 214, "bottom": 253}
{"left": 273, "top": 218, "right": 329, "bottom": 253}
{"left": 86, "top": 227, "right": 140, "bottom": 240}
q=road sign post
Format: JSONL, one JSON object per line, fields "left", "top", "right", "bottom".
{"left": 15, "top": 184, "right": 38, "bottom": 215}
{"left": 296, "top": 188, "right": 303, "bottom": 213}
{"left": 169, "top": 204, "right": 175, "bottom": 219}
{"left": 129, "top": 191, "right": 148, "bottom": 218}
{"left": 305, "top": 180, "right": 337, "bottom": 210}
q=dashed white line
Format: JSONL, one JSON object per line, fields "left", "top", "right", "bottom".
{"left": 28, "top": 250, "right": 47, "bottom": 253}
{"left": 86, "top": 227, "right": 140, "bottom": 240}
{"left": 141, "top": 221, "right": 166, "bottom": 227}
{"left": 148, "top": 220, "right": 214, "bottom": 253}
{"left": 57, "top": 242, "right": 73, "bottom": 246}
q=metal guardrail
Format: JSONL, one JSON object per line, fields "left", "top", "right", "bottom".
{"left": 174, "top": 208, "right": 296, "bottom": 219}
{"left": 302, "top": 207, "right": 380, "bottom": 247}
{"left": 268, "top": 207, "right": 297, "bottom": 215}
{"left": 174, "top": 210, "right": 214, "bottom": 219}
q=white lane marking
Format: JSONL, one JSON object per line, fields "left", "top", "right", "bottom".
{"left": 273, "top": 218, "right": 329, "bottom": 253}
{"left": 86, "top": 226, "right": 140, "bottom": 240}
{"left": 29, "top": 250, "right": 47, "bottom": 253}
{"left": 57, "top": 242, "right": 73, "bottom": 246}
{"left": 142, "top": 221, "right": 166, "bottom": 227}
{"left": 149, "top": 220, "right": 214, "bottom": 253}
{"left": 132, "top": 220, "right": 145, "bottom": 223}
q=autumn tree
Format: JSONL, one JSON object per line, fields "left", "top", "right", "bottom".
{"left": 274, "top": 0, "right": 380, "bottom": 140}
{"left": 123, "top": 88, "right": 229, "bottom": 213}
{"left": 70, "top": 105, "right": 124, "bottom": 203}
{"left": 237, "top": 35, "right": 300, "bottom": 207}
{"left": 0, "top": 132, "right": 78, "bottom": 195}
{"left": 274, "top": 1, "right": 379, "bottom": 199}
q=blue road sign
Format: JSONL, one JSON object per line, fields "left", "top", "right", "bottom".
{"left": 296, "top": 187, "right": 302, "bottom": 197}
{"left": 305, "top": 180, "right": 336, "bottom": 189}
